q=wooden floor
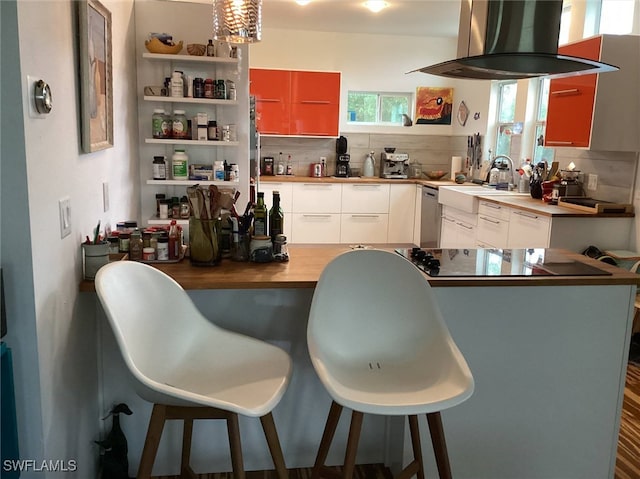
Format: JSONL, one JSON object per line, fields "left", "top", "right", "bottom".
{"left": 615, "top": 361, "right": 640, "bottom": 479}
{"left": 154, "top": 364, "right": 640, "bottom": 479}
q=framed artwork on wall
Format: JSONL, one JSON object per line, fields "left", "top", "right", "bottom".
{"left": 79, "top": 0, "right": 113, "bottom": 153}
{"left": 415, "top": 87, "right": 453, "bottom": 125}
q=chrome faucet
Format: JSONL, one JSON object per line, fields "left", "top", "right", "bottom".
{"left": 486, "top": 153, "right": 516, "bottom": 186}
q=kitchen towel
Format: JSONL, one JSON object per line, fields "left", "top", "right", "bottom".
{"left": 451, "top": 156, "right": 462, "bottom": 180}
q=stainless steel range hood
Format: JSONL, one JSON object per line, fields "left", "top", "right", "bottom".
{"left": 411, "top": 0, "right": 618, "bottom": 80}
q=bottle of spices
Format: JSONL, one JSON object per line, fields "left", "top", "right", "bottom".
{"left": 107, "top": 235, "right": 120, "bottom": 254}
{"left": 156, "top": 235, "right": 169, "bottom": 260}
{"left": 152, "top": 109, "right": 166, "bottom": 138}
{"left": 142, "top": 247, "right": 155, "bottom": 261}
{"left": 152, "top": 156, "right": 167, "bottom": 180}
{"left": 206, "top": 39, "right": 215, "bottom": 57}
{"left": 129, "top": 229, "right": 143, "bottom": 261}
{"left": 180, "top": 196, "right": 190, "bottom": 219}
{"left": 172, "top": 149, "right": 189, "bottom": 180}
{"left": 172, "top": 110, "right": 188, "bottom": 139}
{"left": 168, "top": 220, "right": 179, "bottom": 260}
{"left": 171, "top": 197, "right": 180, "bottom": 219}
{"left": 155, "top": 193, "right": 166, "bottom": 217}
{"left": 118, "top": 232, "right": 130, "bottom": 253}
{"left": 142, "top": 230, "right": 152, "bottom": 249}
{"left": 159, "top": 199, "right": 170, "bottom": 219}
{"left": 204, "top": 79, "right": 215, "bottom": 99}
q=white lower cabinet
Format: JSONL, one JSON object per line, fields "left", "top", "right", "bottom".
{"left": 387, "top": 184, "right": 417, "bottom": 244}
{"left": 476, "top": 201, "right": 510, "bottom": 248}
{"left": 440, "top": 206, "right": 477, "bottom": 248}
{"left": 340, "top": 214, "right": 389, "bottom": 244}
{"left": 291, "top": 213, "right": 341, "bottom": 243}
{"left": 507, "top": 209, "right": 551, "bottom": 248}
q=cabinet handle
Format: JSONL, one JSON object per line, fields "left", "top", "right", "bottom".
{"left": 302, "top": 183, "right": 333, "bottom": 187}
{"left": 299, "top": 132, "right": 330, "bottom": 136}
{"left": 351, "top": 214, "right": 380, "bottom": 218}
{"left": 479, "top": 216, "right": 500, "bottom": 225}
{"left": 550, "top": 88, "right": 581, "bottom": 96}
{"left": 481, "top": 202, "right": 502, "bottom": 209}
{"left": 513, "top": 210, "right": 539, "bottom": 219}
{"left": 457, "top": 222, "right": 473, "bottom": 230}
{"left": 352, "top": 184, "right": 381, "bottom": 188}
{"left": 260, "top": 131, "right": 281, "bottom": 134}
{"left": 545, "top": 141, "right": 575, "bottom": 145}
{"left": 258, "top": 98, "right": 281, "bottom": 103}
{"left": 442, "top": 216, "right": 455, "bottom": 223}
{"left": 302, "top": 214, "right": 331, "bottom": 218}
{"left": 301, "top": 100, "right": 331, "bottom": 104}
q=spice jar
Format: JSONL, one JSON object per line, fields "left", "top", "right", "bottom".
{"left": 250, "top": 235, "right": 273, "bottom": 263}
{"left": 156, "top": 235, "right": 169, "bottom": 261}
{"left": 118, "top": 232, "right": 130, "bottom": 253}
{"left": 142, "top": 247, "right": 155, "bottom": 261}
{"left": 273, "top": 234, "right": 289, "bottom": 262}
{"left": 107, "top": 235, "right": 120, "bottom": 254}
{"left": 129, "top": 229, "right": 143, "bottom": 261}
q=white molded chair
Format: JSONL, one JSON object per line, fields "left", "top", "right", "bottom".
{"left": 95, "top": 261, "right": 292, "bottom": 479}
{"left": 307, "top": 249, "right": 474, "bottom": 479}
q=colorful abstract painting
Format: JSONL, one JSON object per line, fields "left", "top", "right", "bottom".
{"left": 415, "top": 87, "right": 453, "bottom": 125}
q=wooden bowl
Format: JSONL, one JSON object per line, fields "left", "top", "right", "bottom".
{"left": 145, "top": 37, "right": 183, "bottom": 54}
{"left": 187, "top": 43, "right": 206, "bottom": 56}
{"left": 424, "top": 170, "right": 448, "bottom": 180}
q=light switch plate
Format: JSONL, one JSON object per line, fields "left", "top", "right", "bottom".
{"left": 59, "top": 197, "right": 71, "bottom": 238}
{"left": 587, "top": 174, "right": 598, "bottom": 190}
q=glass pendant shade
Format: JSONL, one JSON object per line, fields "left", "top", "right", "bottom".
{"left": 213, "top": 0, "right": 262, "bottom": 44}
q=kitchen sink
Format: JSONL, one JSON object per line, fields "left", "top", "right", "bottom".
{"left": 438, "top": 184, "right": 529, "bottom": 213}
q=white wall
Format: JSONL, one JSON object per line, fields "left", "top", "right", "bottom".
{"left": 4, "top": 0, "right": 140, "bottom": 475}
{"left": 249, "top": 28, "right": 492, "bottom": 138}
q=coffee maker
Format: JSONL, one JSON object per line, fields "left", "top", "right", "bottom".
{"left": 380, "top": 152, "right": 409, "bottom": 179}
{"left": 558, "top": 169, "right": 584, "bottom": 197}
{"left": 335, "top": 154, "right": 351, "bottom": 177}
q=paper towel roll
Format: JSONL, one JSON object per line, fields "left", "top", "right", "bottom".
{"left": 451, "top": 156, "right": 462, "bottom": 180}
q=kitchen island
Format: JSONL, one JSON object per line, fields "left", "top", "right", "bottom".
{"left": 87, "top": 246, "right": 639, "bottom": 479}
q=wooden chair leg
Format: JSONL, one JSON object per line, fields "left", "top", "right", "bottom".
{"left": 342, "top": 410, "right": 364, "bottom": 479}
{"left": 426, "top": 412, "right": 452, "bottom": 479}
{"left": 137, "top": 404, "right": 167, "bottom": 479}
{"left": 181, "top": 418, "right": 195, "bottom": 478}
{"left": 260, "top": 413, "right": 289, "bottom": 479}
{"left": 227, "top": 413, "right": 246, "bottom": 479}
{"left": 311, "top": 401, "right": 344, "bottom": 479}
{"left": 408, "top": 415, "right": 425, "bottom": 479}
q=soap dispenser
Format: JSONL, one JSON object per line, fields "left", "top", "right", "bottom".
{"left": 363, "top": 151, "right": 375, "bottom": 177}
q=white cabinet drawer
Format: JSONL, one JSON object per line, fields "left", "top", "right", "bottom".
{"left": 341, "top": 183, "right": 390, "bottom": 213}
{"left": 340, "top": 214, "right": 388, "bottom": 244}
{"left": 508, "top": 209, "right": 551, "bottom": 248}
{"left": 478, "top": 201, "right": 510, "bottom": 221}
{"left": 442, "top": 205, "right": 477, "bottom": 226}
{"left": 259, "top": 182, "right": 293, "bottom": 212}
{"left": 292, "top": 183, "right": 341, "bottom": 213}
{"left": 290, "top": 213, "right": 340, "bottom": 243}
{"left": 477, "top": 213, "right": 510, "bottom": 249}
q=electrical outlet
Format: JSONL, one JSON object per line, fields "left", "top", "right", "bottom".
{"left": 59, "top": 197, "right": 71, "bottom": 238}
{"left": 103, "top": 182, "right": 109, "bottom": 212}
{"left": 587, "top": 174, "right": 598, "bottom": 190}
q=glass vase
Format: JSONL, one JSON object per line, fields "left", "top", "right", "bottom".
{"left": 189, "top": 217, "right": 221, "bottom": 266}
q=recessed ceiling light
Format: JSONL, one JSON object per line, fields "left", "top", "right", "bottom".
{"left": 364, "top": 1, "right": 388, "bottom": 13}
{"left": 296, "top": 0, "right": 312, "bottom": 5}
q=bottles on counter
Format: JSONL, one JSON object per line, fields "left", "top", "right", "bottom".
{"left": 276, "top": 152, "right": 285, "bottom": 175}
{"left": 269, "top": 191, "right": 284, "bottom": 242}
{"left": 254, "top": 192, "right": 268, "bottom": 236}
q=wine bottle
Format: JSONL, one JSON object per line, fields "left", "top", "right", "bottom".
{"left": 254, "top": 192, "right": 268, "bottom": 237}
{"left": 269, "top": 191, "right": 284, "bottom": 242}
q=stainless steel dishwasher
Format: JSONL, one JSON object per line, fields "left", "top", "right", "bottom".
{"left": 420, "top": 185, "right": 441, "bottom": 247}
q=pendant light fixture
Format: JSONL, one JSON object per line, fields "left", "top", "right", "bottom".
{"left": 213, "top": 0, "right": 262, "bottom": 44}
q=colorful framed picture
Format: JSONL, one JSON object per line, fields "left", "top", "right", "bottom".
{"left": 415, "top": 87, "right": 453, "bottom": 125}
{"left": 79, "top": 0, "right": 113, "bottom": 153}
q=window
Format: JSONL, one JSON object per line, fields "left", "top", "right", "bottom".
{"left": 494, "top": 81, "right": 522, "bottom": 158}
{"left": 532, "top": 78, "right": 555, "bottom": 165}
{"left": 600, "top": 0, "right": 636, "bottom": 34}
{"left": 347, "top": 91, "right": 411, "bottom": 125}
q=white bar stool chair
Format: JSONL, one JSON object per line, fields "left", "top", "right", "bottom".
{"left": 95, "top": 261, "right": 292, "bottom": 479}
{"left": 307, "top": 249, "right": 474, "bottom": 479}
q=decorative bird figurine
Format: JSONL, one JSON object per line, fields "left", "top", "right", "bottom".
{"left": 402, "top": 113, "right": 413, "bottom": 126}
{"left": 95, "top": 403, "right": 133, "bottom": 479}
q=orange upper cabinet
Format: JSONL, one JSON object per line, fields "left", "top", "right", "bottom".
{"left": 290, "top": 71, "right": 340, "bottom": 136}
{"left": 250, "top": 69, "right": 291, "bottom": 135}
{"left": 250, "top": 68, "right": 341, "bottom": 137}
{"left": 545, "top": 35, "right": 640, "bottom": 152}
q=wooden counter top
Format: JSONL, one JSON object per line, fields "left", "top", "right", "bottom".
{"left": 80, "top": 245, "right": 640, "bottom": 292}
{"left": 259, "top": 176, "right": 460, "bottom": 188}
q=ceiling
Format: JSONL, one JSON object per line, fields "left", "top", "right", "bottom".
{"left": 260, "top": 0, "right": 462, "bottom": 38}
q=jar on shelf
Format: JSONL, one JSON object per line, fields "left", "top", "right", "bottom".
{"left": 204, "top": 79, "right": 215, "bottom": 99}
{"left": 152, "top": 109, "right": 166, "bottom": 138}
{"left": 152, "top": 156, "right": 167, "bottom": 180}
{"left": 172, "top": 110, "right": 188, "bottom": 139}
{"left": 172, "top": 149, "right": 189, "bottom": 180}
{"left": 193, "top": 77, "right": 204, "bottom": 99}
{"left": 170, "top": 71, "right": 183, "bottom": 98}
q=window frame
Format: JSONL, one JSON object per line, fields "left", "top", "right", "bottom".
{"left": 346, "top": 91, "right": 412, "bottom": 126}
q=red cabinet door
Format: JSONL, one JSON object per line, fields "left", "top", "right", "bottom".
{"left": 290, "top": 71, "right": 340, "bottom": 136}
{"left": 250, "top": 69, "right": 291, "bottom": 135}
{"left": 545, "top": 37, "right": 601, "bottom": 148}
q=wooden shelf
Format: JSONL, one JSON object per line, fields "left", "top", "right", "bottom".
{"left": 142, "top": 52, "right": 238, "bottom": 64}
{"left": 146, "top": 179, "right": 239, "bottom": 186}
{"left": 145, "top": 138, "right": 239, "bottom": 146}
{"left": 143, "top": 96, "right": 238, "bottom": 106}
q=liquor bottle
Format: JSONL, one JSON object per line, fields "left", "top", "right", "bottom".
{"left": 286, "top": 155, "right": 293, "bottom": 175}
{"left": 269, "top": 191, "right": 284, "bottom": 242}
{"left": 168, "top": 220, "right": 179, "bottom": 260}
{"left": 253, "top": 192, "right": 268, "bottom": 237}
{"left": 276, "top": 152, "right": 285, "bottom": 175}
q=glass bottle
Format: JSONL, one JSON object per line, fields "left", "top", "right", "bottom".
{"left": 152, "top": 156, "right": 166, "bottom": 180}
{"left": 206, "top": 39, "right": 215, "bottom": 57}
{"left": 269, "top": 191, "right": 284, "bottom": 243}
{"left": 168, "top": 220, "right": 179, "bottom": 260}
{"left": 253, "top": 192, "right": 268, "bottom": 237}
{"left": 129, "top": 229, "right": 143, "bottom": 261}
{"left": 276, "top": 152, "right": 285, "bottom": 175}
{"left": 286, "top": 155, "right": 293, "bottom": 175}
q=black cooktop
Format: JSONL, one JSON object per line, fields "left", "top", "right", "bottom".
{"left": 395, "top": 248, "right": 612, "bottom": 277}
